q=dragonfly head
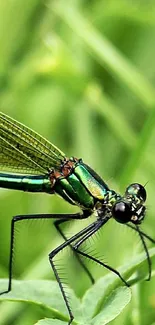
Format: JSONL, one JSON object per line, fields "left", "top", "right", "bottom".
{"left": 112, "top": 183, "right": 146, "bottom": 225}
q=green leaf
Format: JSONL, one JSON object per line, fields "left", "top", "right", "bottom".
{"left": 0, "top": 279, "right": 81, "bottom": 322}
{"left": 0, "top": 248, "right": 154, "bottom": 324}
{"left": 92, "top": 286, "right": 131, "bottom": 325}
{"left": 80, "top": 247, "right": 155, "bottom": 321}
{"left": 35, "top": 319, "right": 68, "bottom": 325}
{"left": 34, "top": 287, "right": 131, "bottom": 325}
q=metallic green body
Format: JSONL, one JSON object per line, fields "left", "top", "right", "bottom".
{"left": 0, "top": 173, "right": 51, "bottom": 193}
{"left": 55, "top": 170, "right": 94, "bottom": 209}
{"left": 0, "top": 161, "right": 111, "bottom": 210}
{"left": 55, "top": 161, "right": 110, "bottom": 209}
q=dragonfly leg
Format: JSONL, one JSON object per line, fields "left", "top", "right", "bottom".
{"left": 54, "top": 218, "right": 95, "bottom": 284}
{"left": 73, "top": 227, "right": 129, "bottom": 287}
{"left": 126, "top": 223, "right": 155, "bottom": 281}
{"left": 137, "top": 226, "right": 151, "bottom": 281}
{"left": 0, "top": 211, "right": 93, "bottom": 325}
{"left": 75, "top": 248, "right": 129, "bottom": 287}
{"left": 0, "top": 211, "right": 88, "bottom": 295}
{"left": 126, "top": 223, "right": 155, "bottom": 244}
{"left": 0, "top": 215, "right": 17, "bottom": 295}
{"left": 49, "top": 219, "right": 103, "bottom": 325}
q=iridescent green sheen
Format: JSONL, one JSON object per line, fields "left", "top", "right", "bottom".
{"left": 0, "top": 173, "right": 51, "bottom": 193}
{"left": 56, "top": 174, "right": 94, "bottom": 209}
{"left": 74, "top": 162, "right": 108, "bottom": 200}
{"left": 54, "top": 180, "right": 76, "bottom": 205}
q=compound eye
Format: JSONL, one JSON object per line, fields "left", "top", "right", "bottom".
{"left": 125, "top": 183, "right": 146, "bottom": 202}
{"left": 112, "top": 201, "right": 132, "bottom": 224}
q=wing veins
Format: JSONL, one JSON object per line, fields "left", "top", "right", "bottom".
{"left": 1, "top": 113, "right": 65, "bottom": 161}
{"left": 0, "top": 136, "right": 46, "bottom": 174}
{"left": 0, "top": 112, "right": 66, "bottom": 173}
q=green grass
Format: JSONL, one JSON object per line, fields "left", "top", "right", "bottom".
{"left": 0, "top": 0, "right": 155, "bottom": 324}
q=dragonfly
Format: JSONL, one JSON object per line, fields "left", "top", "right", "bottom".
{"left": 0, "top": 111, "right": 155, "bottom": 324}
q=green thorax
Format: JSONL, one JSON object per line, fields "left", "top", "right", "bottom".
{"left": 53, "top": 158, "right": 119, "bottom": 210}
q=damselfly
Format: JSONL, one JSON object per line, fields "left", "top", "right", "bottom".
{"left": 0, "top": 112, "right": 154, "bottom": 324}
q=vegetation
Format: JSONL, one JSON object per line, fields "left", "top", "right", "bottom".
{"left": 0, "top": 0, "right": 155, "bottom": 324}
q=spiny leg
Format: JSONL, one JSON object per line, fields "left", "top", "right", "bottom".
{"left": 75, "top": 220, "right": 155, "bottom": 285}
{"left": 49, "top": 219, "right": 105, "bottom": 325}
{"left": 73, "top": 226, "right": 129, "bottom": 287}
{"left": 74, "top": 249, "right": 129, "bottom": 287}
{"left": 0, "top": 212, "right": 87, "bottom": 295}
{"left": 54, "top": 218, "right": 95, "bottom": 284}
{"left": 135, "top": 225, "right": 151, "bottom": 281}
{"left": 126, "top": 223, "right": 155, "bottom": 244}
{"left": 126, "top": 223, "right": 155, "bottom": 280}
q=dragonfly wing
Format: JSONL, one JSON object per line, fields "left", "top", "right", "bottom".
{"left": 0, "top": 136, "right": 45, "bottom": 174}
{"left": 0, "top": 112, "right": 65, "bottom": 175}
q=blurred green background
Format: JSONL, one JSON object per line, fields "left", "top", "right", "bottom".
{"left": 0, "top": 0, "right": 155, "bottom": 324}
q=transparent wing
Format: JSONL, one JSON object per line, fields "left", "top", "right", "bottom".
{"left": 0, "top": 112, "right": 65, "bottom": 175}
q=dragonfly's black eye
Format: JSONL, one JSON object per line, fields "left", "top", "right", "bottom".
{"left": 125, "top": 183, "right": 146, "bottom": 202}
{"left": 112, "top": 201, "right": 132, "bottom": 224}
